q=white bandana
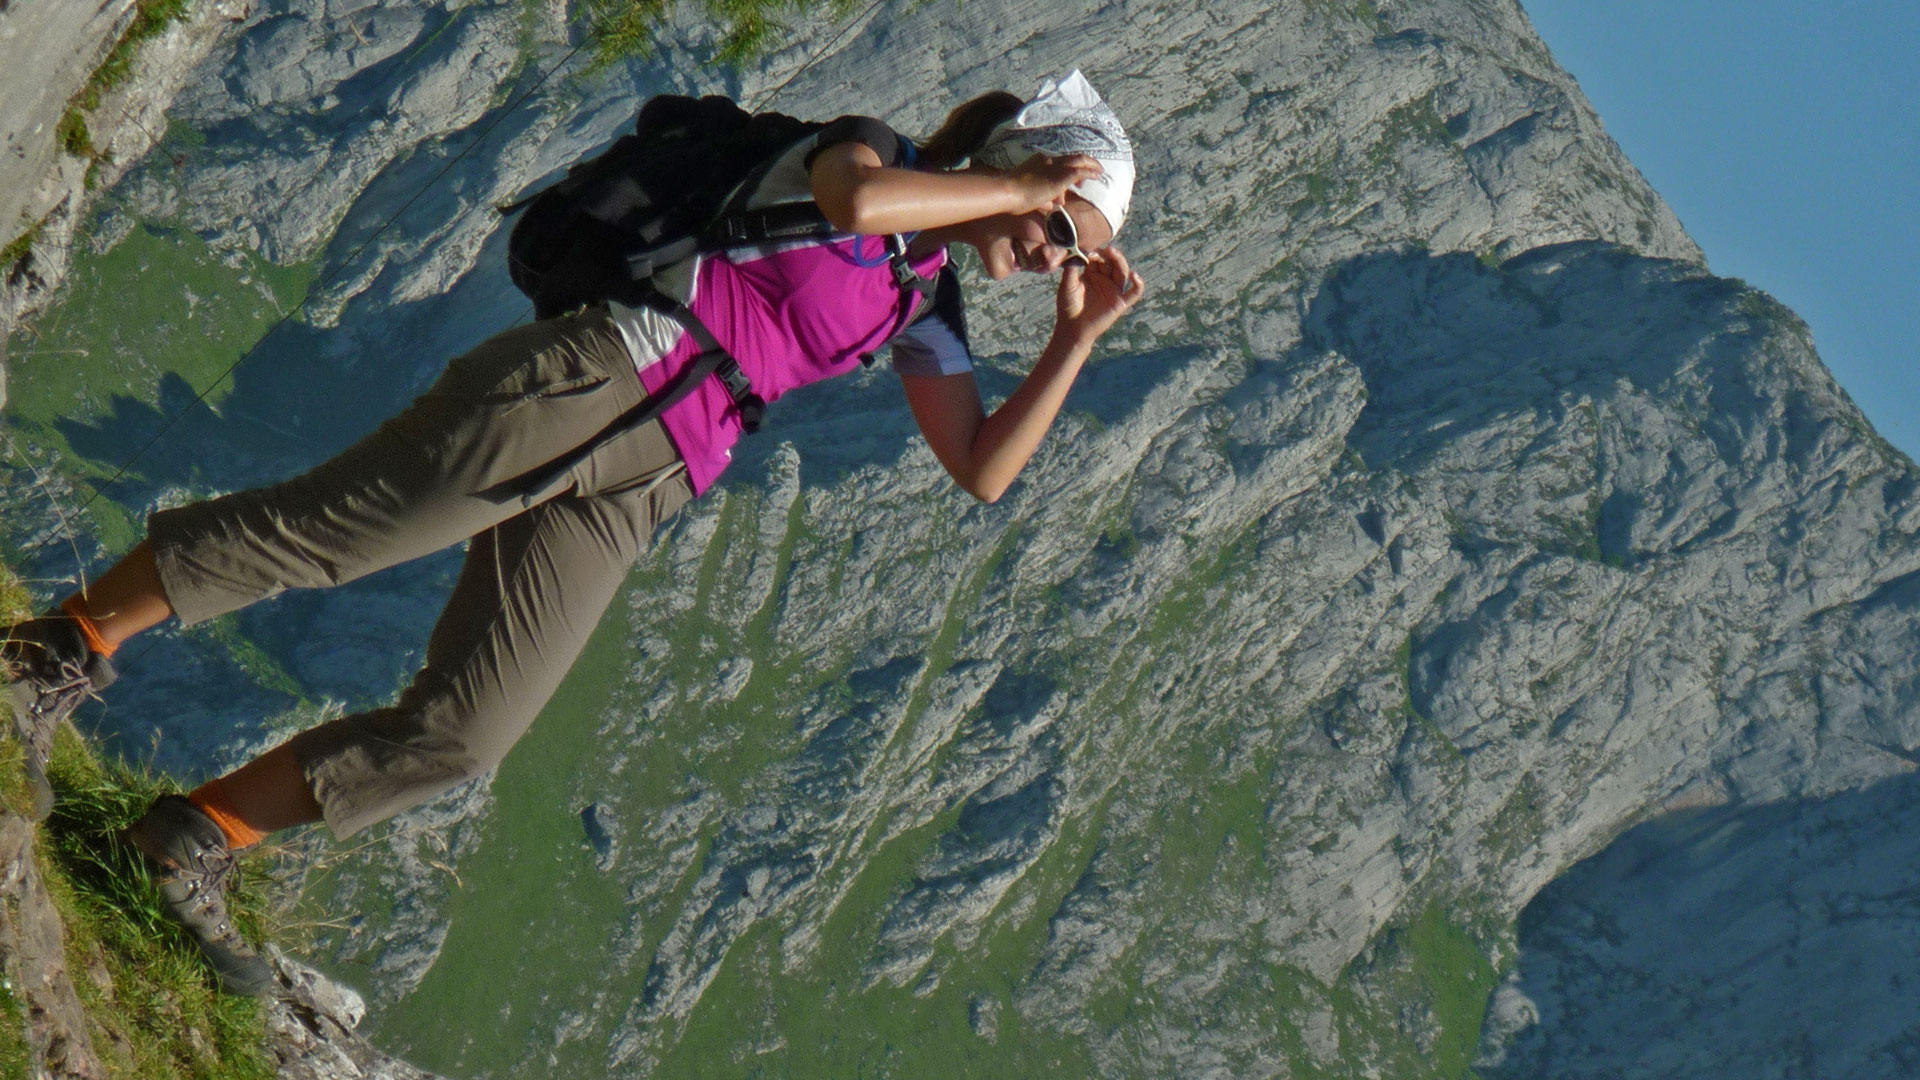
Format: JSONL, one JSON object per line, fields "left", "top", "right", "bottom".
{"left": 975, "top": 70, "right": 1136, "bottom": 239}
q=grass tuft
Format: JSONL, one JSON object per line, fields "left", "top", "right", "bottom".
{"left": 1, "top": 220, "right": 41, "bottom": 278}
{"left": 79, "top": 0, "right": 190, "bottom": 113}
{"left": 58, "top": 108, "right": 94, "bottom": 159}
{"left": 52, "top": 0, "right": 190, "bottom": 171}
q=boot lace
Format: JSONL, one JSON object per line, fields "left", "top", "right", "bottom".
{"left": 12, "top": 656, "right": 97, "bottom": 764}
{"left": 182, "top": 846, "right": 248, "bottom": 945}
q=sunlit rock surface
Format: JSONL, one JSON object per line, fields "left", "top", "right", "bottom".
{"left": 0, "top": 0, "right": 253, "bottom": 350}
{"left": 3, "top": 0, "right": 1915, "bottom": 1076}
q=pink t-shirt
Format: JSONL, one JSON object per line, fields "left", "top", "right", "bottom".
{"left": 636, "top": 237, "right": 950, "bottom": 494}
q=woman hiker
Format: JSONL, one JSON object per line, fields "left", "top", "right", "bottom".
{"left": 1, "top": 71, "right": 1143, "bottom": 996}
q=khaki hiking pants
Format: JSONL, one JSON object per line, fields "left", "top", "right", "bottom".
{"left": 147, "top": 308, "right": 693, "bottom": 838}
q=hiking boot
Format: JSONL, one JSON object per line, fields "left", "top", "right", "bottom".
{"left": 2, "top": 612, "right": 116, "bottom": 821}
{"left": 125, "top": 795, "right": 278, "bottom": 998}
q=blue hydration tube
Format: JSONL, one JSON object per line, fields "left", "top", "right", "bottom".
{"left": 850, "top": 232, "right": 918, "bottom": 267}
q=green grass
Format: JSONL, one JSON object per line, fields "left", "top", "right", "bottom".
{"left": 0, "top": 567, "right": 29, "bottom": 624}
{"left": 0, "top": 978, "right": 28, "bottom": 1078}
{"left": 1368, "top": 93, "right": 1456, "bottom": 174}
{"left": 1, "top": 222, "right": 42, "bottom": 274}
{"left": 575, "top": 0, "right": 863, "bottom": 67}
{"left": 3, "top": 221, "right": 313, "bottom": 468}
{"left": 58, "top": 108, "right": 94, "bottom": 159}
{"left": 41, "top": 0, "right": 192, "bottom": 176}
{"left": 186, "top": 617, "right": 304, "bottom": 700}
{"left": 74, "top": 0, "right": 191, "bottom": 118}
{"left": 1, "top": 216, "right": 310, "bottom": 556}
{"left": 1321, "top": 901, "right": 1500, "bottom": 1080}
{"left": 645, "top": 803, "right": 1109, "bottom": 1080}
{"left": 2, "top": 0, "right": 189, "bottom": 278}
{"left": 34, "top": 734, "right": 279, "bottom": 1079}
{"left": 1406, "top": 903, "right": 1499, "bottom": 1078}
{"left": 0, "top": 569, "right": 26, "bottom": 1079}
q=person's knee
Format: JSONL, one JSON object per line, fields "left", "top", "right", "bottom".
{"left": 434, "top": 714, "right": 525, "bottom": 787}
{"left": 449, "top": 744, "right": 509, "bottom": 787}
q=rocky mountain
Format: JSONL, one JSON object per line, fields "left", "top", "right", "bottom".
{"left": 3, "top": 0, "right": 1917, "bottom": 1076}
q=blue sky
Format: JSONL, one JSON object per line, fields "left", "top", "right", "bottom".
{"left": 1520, "top": 0, "right": 1920, "bottom": 463}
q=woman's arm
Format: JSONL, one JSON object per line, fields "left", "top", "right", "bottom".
{"left": 903, "top": 250, "right": 1147, "bottom": 502}
{"left": 810, "top": 141, "right": 1101, "bottom": 236}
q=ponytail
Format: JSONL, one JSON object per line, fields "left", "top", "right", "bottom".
{"left": 917, "top": 91, "right": 1023, "bottom": 170}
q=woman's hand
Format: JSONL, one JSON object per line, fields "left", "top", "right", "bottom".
{"left": 904, "top": 247, "right": 1145, "bottom": 503}
{"left": 1055, "top": 247, "right": 1146, "bottom": 342}
{"left": 1005, "top": 153, "right": 1106, "bottom": 214}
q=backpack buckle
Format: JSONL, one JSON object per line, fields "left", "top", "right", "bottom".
{"left": 714, "top": 356, "right": 766, "bottom": 433}
{"left": 885, "top": 234, "right": 936, "bottom": 296}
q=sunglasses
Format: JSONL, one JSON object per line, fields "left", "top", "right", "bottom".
{"left": 1045, "top": 207, "right": 1092, "bottom": 265}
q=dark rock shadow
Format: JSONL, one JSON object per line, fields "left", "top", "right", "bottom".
{"left": 1478, "top": 773, "right": 1920, "bottom": 1079}
{"left": 1302, "top": 241, "right": 1784, "bottom": 477}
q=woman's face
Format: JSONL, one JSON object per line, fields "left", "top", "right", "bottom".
{"left": 971, "top": 195, "right": 1114, "bottom": 280}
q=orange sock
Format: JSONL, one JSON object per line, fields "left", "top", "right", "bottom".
{"left": 60, "top": 595, "right": 115, "bottom": 658}
{"left": 187, "top": 777, "right": 268, "bottom": 850}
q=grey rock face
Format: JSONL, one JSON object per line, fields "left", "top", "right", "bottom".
{"left": 0, "top": 808, "right": 103, "bottom": 1079}
{"left": 267, "top": 952, "right": 451, "bottom": 1079}
{"left": 0, "top": 0, "right": 254, "bottom": 354}
{"left": 0, "top": 0, "right": 138, "bottom": 253}
{"left": 2, "top": 0, "right": 1914, "bottom": 1075}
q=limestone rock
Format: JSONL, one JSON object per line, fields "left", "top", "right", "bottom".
{"left": 267, "top": 950, "right": 452, "bottom": 1079}
{"left": 0, "top": 0, "right": 255, "bottom": 355}
{"left": 0, "top": 809, "right": 103, "bottom": 1080}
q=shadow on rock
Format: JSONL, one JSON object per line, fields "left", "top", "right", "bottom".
{"left": 1305, "top": 241, "right": 1789, "bottom": 477}
{"left": 1478, "top": 773, "right": 1920, "bottom": 1079}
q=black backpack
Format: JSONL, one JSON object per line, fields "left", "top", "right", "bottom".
{"left": 503, "top": 94, "right": 834, "bottom": 320}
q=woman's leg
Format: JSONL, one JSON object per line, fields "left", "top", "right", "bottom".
{"left": 124, "top": 417, "right": 688, "bottom": 996}
{"left": 199, "top": 419, "right": 691, "bottom": 840}
{"left": 196, "top": 744, "right": 321, "bottom": 836}
{"left": 8, "top": 309, "right": 647, "bottom": 822}
{"left": 147, "top": 309, "right": 647, "bottom": 630}
{"left": 17, "top": 308, "right": 645, "bottom": 664}
{"left": 63, "top": 540, "right": 172, "bottom": 650}
{"left": 287, "top": 435, "right": 693, "bottom": 837}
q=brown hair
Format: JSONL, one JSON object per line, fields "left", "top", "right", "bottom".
{"left": 917, "top": 91, "right": 1024, "bottom": 170}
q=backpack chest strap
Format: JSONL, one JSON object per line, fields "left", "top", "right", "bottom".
{"left": 633, "top": 287, "right": 766, "bottom": 433}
